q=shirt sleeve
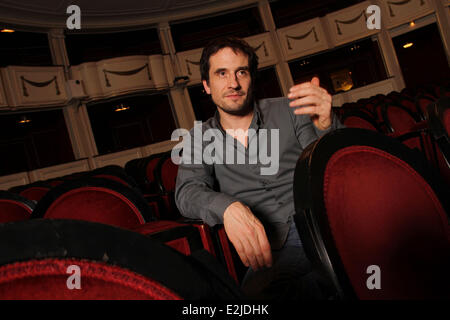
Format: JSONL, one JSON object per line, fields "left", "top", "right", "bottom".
{"left": 174, "top": 128, "right": 238, "bottom": 226}
{"left": 286, "top": 99, "right": 345, "bottom": 149}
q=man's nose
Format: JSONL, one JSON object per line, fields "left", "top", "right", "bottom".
{"left": 228, "top": 73, "right": 241, "bottom": 89}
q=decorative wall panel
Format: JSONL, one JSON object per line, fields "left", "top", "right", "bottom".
{"left": 244, "top": 32, "right": 278, "bottom": 68}
{"left": 325, "top": 1, "right": 379, "bottom": 47}
{"left": 378, "top": 0, "right": 434, "bottom": 28}
{"left": 277, "top": 18, "right": 329, "bottom": 61}
{"left": 177, "top": 48, "right": 203, "bottom": 85}
{"left": 1, "top": 66, "right": 68, "bottom": 107}
{"left": 71, "top": 55, "right": 169, "bottom": 101}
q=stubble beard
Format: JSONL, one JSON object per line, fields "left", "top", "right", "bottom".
{"left": 215, "top": 86, "right": 254, "bottom": 117}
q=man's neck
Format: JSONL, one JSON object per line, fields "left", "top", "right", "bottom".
{"left": 218, "top": 108, "right": 254, "bottom": 132}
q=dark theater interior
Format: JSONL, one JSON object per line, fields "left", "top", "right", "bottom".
{"left": 0, "top": 0, "right": 449, "bottom": 306}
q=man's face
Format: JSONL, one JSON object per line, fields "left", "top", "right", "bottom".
{"left": 202, "top": 47, "right": 253, "bottom": 116}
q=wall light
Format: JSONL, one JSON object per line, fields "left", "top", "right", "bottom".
{"left": 18, "top": 116, "right": 31, "bottom": 124}
{"left": 1, "top": 29, "right": 15, "bottom": 33}
{"left": 403, "top": 42, "right": 414, "bottom": 49}
{"left": 114, "top": 104, "right": 130, "bottom": 112}
{"left": 409, "top": 21, "right": 415, "bottom": 27}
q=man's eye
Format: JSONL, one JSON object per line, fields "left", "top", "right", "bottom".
{"left": 219, "top": 71, "right": 226, "bottom": 77}
{"left": 237, "top": 70, "right": 248, "bottom": 77}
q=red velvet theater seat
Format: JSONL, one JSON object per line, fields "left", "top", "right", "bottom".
{"left": 124, "top": 152, "right": 170, "bottom": 194}
{"left": 0, "top": 191, "right": 35, "bottom": 223}
{"left": 125, "top": 153, "right": 172, "bottom": 218}
{"left": 416, "top": 93, "right": 437, "bottom": 119}
{"left": 31, "top": 178, "right": 156, "bottom": 230}
{"left": 426, "top": 97, "right": 450, "bottom": 184}
{"left": 294, "top": 128, "right": 450, "bottom": 300}
{"left": 380, "top": 103, "right": 435, "bottom": 165}
{"left": 88, "top": 165, "right": 139, "bottom": 189}
{"left": 9, "top": 181, "right": 52, "bottom": 202}
{"left": 341, "top": 109, "right": 382, "bottom": 132}
{"left": 0, "top": 219, "right": 243, "bottom": 299}
{"left": 154, "top": 152, "right": 181, "bottom": 220}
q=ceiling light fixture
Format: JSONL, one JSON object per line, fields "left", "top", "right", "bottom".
{"left": 409, "top": 21, "right": 415, "bottom": 27}
{"left": 1, "top": 29, "right": 15, "bottom": 33}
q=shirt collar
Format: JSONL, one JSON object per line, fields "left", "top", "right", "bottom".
{"left": 213, "top": 100, "right": 263, "bottom": 133}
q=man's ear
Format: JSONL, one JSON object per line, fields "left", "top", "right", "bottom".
{"left": 202, "top": 80, "right": 211, "bottom": 94}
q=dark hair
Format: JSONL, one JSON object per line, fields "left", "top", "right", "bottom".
{"left": 200, "top": 37, "right": 258, "bottom": 83}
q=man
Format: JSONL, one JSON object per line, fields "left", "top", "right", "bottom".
{"left": 175, "top": 37, "right": 344, "bottom": 299}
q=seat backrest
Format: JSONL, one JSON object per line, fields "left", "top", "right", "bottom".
{"left": 443, "top": 107, "right": 450, "bottom": 136}
{"left": 9, "top": 181, "right": 52, "bottom": 202}
{"left": 125, "top": 153, "right": 170, "bottom": 193}
{"left": 382, "top": 103, "right": 419, "bottom": 135}
{"left": 31, "top": 178, "right": 156, "bottom": 229}
{"left": 0, "top": 219, "right": 242, "bottom": 299}
{"left": 416, "top": 93, "right": 436, "bottom": 118}
{"left": 89, "top": 165, "right": 138, "bottom": 188}
{"left": 294, "top": 128, "right": 450, "bottom": 299}
{"left": 341, "top": 110, "right": 381, "bottom": 132}
{"left": 155, "top": 153, "right": 179, "bottom": 193}
{"left": 426, "top": 97, "right": 450, "bottom": 184}
{"left": 0, "top": 191, "right": 35, "bottom": 223}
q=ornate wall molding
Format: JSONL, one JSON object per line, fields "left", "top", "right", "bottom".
{"left": 379, "top": 0, "right": 434, "bottom": 28}
{"left": 387, "top": 0, "right": 425, "bottom": 17}
{"left": 102, "top": 63, "right": 151, "bottom": 87}
{"left": 20, "top": 76, "right": 60, "bottom": 97}
{"left": 71, "top": 55, "right": 168, "bottom": 101}
{"left": 1, "top": 66, "right": 68, "bottom": 107}
{"left": 325, "top": 1, "right": 379, "bottom": 47}
{"left": 286, "top": 27, "right": 319, "bottom": 50}
{"left": 185, "top": 59, "right": 200, "bottom": 76}
{"left": 244, "top": 33, "right": 277, "bottom": 68}
{"left": 253, "top": 41, "right": 269, "bottom": 56}
{"left": 334, "top": 10, "right": 367, "bottom": 35}
{"left": 277, "top": 18, "right": 329, "bottom": 61}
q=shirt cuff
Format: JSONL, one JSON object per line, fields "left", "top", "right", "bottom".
{"left": 313, "top": 113, "right": 341, "bottom": 137}
{"left": 207, "top": 193, "right": 238, "bottom": 225}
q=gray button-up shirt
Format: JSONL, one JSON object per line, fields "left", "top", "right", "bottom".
{"left": 175, "top": 97, "right": 344, "bottom": 249}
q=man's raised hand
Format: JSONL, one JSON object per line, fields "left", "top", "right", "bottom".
{"left": 288, "top": 76, "right": 333, "bottom": 130}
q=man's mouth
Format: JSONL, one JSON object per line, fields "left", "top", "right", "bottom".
{"left": 225, "top": 92, "right": 245, "bottom": 99}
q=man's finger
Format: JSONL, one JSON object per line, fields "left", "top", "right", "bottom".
{"left": 256, "top": 228, "right": 273, "bottom": 267}
{"left": 293, "top": 106, "right": 319, "bottom": 115}
{"left": 289, "top": 96, "right": 318, "bottom": 108}
{"left": 289, "top": 82, "right": 313, "bottom": 93}
{"left": 311, "top": 76, "right": 320, "bottom": 87}
{"left": 288, "top": 87, "right": 319, "bottom": 100}
{"left": 242, "top": 240, "right": 260, "bottom": 271}
{"left": 231, "top": 237, "right": 250, "bottom": 267}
